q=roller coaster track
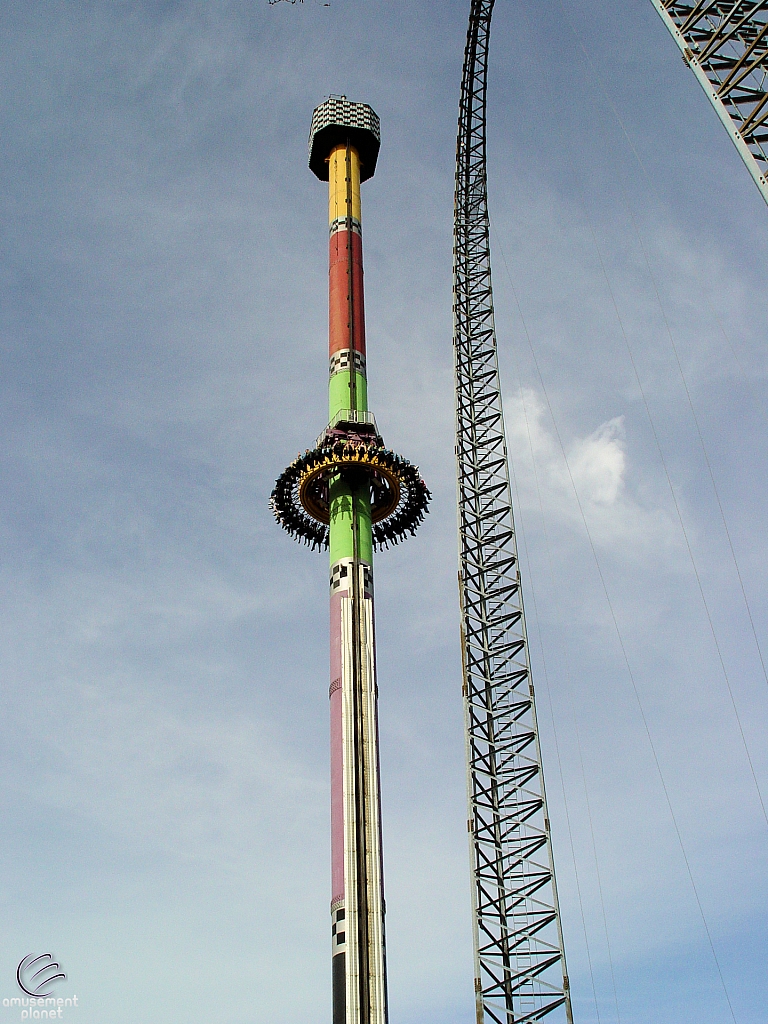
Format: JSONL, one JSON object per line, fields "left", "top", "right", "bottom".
{"left": 651, "top": 0, "right": 768, "bottom": 205}
{"left": 453, "top": 1, "right": 768, "bottom": 1021}
{"left": 453, "top": 3, "right": 573, "bottom": 1022}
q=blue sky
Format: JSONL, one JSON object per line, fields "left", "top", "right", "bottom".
{"left": 0, "top": 2, "right": 766, "bottom": 1022}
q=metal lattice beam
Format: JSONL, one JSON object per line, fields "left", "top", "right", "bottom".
{"left": 650, "top": 0, "right": 768, "bottom": 203}
{"left": 453, "top": 3, "right": 573, "bottom": 1023}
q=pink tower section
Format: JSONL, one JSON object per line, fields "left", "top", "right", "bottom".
{"left": 330, "top": 589, "right": 345, "bottom": 910}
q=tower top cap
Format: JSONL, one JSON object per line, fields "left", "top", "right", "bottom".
{"left": 308, "top": 96, "right": 380, "bottom": 182}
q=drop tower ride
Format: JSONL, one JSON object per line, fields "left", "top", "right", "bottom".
{"left": 271, "top": 97, "right": 430, "bottom": 1024}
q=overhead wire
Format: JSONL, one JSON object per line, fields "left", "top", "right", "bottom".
{"left": 513, "top": 395, "right": 617, "bottom": 1024}
{"left": 491, "top": 215, "right": 738, "bottom": 1024}
{"left": 564, "top": 177, "right": 768, "bottom": 832}
{"left": 487, "top": 6, "right": 742, "bottom": 1016}
{"left": 496, "top": 205, "right": 621, "bottom": 1019}
{"left": 505, "top": 335, "right": 626, "bottom": 1024}
{"left": 704, "top": 303, "right": 768, "bottom": 429}
{"left": 505, "top": 312, "right": 606, "bottom": 1024}
{"left": 556, "top": 0, "right": 768, "bottom": 711}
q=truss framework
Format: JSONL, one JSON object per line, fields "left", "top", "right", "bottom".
{"left": 651, "top": 0, "right": 768, "bottom": 203}
{"left": 453, "top": 3, "right": 572, "bottom": 1023}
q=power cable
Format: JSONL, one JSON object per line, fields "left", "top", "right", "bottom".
{"left": 507, "top": 344, "right": 606, "bottom": 1024}
{"left": 557, "top": 0, "right": 768, "bottom": 707}
{"left": 498, "top": 233, "right": 622, "bottom": 1020}
{"left": 487, "top": 197, "right": 738, "bottom": 1022}
{"left": 569, "top": 182, "right": 768, "bottom": 832}
{"left": 705, "top": 303, "right": 768, "bottom": 428}
{"left": 512, "top": 368, "right": 626, "bottom": 1024}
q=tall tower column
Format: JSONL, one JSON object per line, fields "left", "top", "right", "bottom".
{"left": 326, "top": 133, "right": 385, "bottom": 1024}
{"left": 270, "top": 95, "right": 430, "bottom": 1024}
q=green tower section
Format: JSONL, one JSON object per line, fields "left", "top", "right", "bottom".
{"left": 329, "top": 371, "right": 369, "bottom": 420}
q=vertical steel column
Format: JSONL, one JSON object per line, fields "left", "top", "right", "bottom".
{"left": 327, "top": 138, "right": 387, "bottom": 1024}
{"left": 454, "top": 4, "right": 572, "bottom": 1022}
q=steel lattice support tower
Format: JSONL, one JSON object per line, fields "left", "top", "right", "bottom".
{"left": 454, "top": 4, "right": 573, "bottom": 1023}
{"left": 651, "top": 0, "right": 768, "bottom": 203}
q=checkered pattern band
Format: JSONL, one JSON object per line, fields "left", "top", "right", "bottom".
{"left": 329, "top": 350, "right": 366, "bottom": 378}
{"left": 330, "top": 217, "right": 362, "bottom": 238}
{"left": 330, "top": 559, "right": 373, "bottom": 598}
{"left": 330, "top": 560, "right": 352, "bottom": 594}
{"left": 331, "top": 902, "right": 347, "bottom": 953}
{"left": 362, "top": 564, "right": 373, "bottom": 598}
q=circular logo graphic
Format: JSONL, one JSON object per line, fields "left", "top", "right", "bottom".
{"left": 16, "top": 955, "right": 66, "bottom": 998}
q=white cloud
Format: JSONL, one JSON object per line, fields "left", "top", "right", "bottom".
{"left": 504, "top": 388, "right": 682, "bottom": 567}
{"left": 569, "top": 415, "right": 626, "bottom": 505}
